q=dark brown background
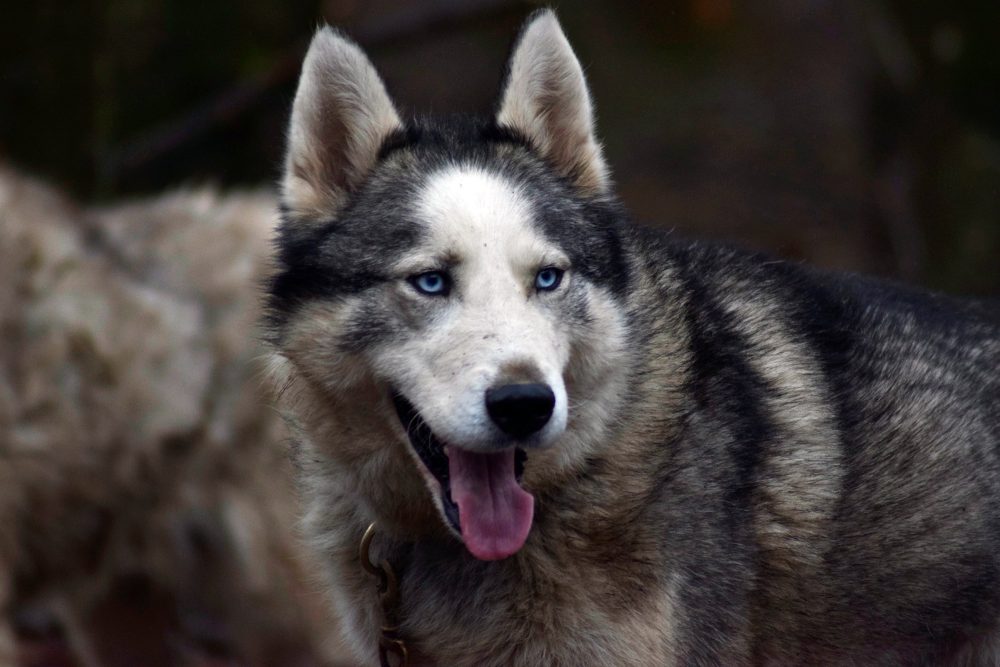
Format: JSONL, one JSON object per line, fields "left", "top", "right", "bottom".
{"left": 2, "top": 0, "right": 998, "bottom": 293}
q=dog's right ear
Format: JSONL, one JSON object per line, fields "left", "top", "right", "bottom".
{"left": 496, "top": 10, "right": 609, "bottom": 196}
{"left": 282, "top": 27, "right": 402, "bottom": 222}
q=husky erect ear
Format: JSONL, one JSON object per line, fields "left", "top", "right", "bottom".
{"left": 497, "top": 10, "right": 610, "bottom": 195}
{"left": 282, "top": 27, "right": 403, "bottom": 221}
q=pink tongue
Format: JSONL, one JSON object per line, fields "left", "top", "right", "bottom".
{"left": 447, "top": 447, "right": 534, "bottom": 561}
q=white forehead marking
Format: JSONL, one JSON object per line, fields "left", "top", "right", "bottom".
{"left": 414, "top": 165, "right": 550, "bottom": 265}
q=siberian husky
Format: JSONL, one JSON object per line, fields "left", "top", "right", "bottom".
{"left": 266, "top": 10, "right": 1000, "bottom": 665}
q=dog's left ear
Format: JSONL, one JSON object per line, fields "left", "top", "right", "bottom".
{"left": 282, "top": 27, "right": 403, "bottom": 223}
{"left": 497, "top": 10, "right": 610, "bottom": 195}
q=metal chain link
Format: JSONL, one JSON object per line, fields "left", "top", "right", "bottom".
{"left": 360, "top": 522, "right": 410, "bottom": 667}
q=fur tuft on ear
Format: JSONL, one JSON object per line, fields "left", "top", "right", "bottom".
{"left": 282, "top": 27, "right": 402, "bottom": 222}
{"left": 497, "top": 10, "right": 610, "bottom": 195}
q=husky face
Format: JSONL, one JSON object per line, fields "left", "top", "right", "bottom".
{"left": 269, "top": 12, "right": 631, "bottom": 560}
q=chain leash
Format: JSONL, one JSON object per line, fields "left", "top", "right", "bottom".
{"left": 360, "top": 522, "right": 409, "bottom": 667}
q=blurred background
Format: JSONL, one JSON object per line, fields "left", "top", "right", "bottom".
{"left": 0, "top": 1, "right": 997, "bottom": 666}
{"left": 2, "top": 0, "right": 998, "bottom": 292}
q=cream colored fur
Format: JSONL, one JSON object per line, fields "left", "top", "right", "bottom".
{"left": 0, "top": 166, "right": 345, "bottom": 665}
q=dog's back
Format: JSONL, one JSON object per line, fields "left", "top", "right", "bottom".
{"left": 629, "top": 236, "right": 1000, "bottom": 663}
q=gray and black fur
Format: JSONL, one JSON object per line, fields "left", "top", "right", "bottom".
{"left": 265, "top": 9, "right": 1000, "bottom": 665}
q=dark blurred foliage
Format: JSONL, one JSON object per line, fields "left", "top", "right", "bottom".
{"left": 1, "top": 0, "right": 997, "bottom": 293}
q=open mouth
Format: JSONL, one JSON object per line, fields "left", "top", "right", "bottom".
{"left": 391, "top": 391, "right": 533, "bottom": 561}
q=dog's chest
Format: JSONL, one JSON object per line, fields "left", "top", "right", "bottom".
{"left": 380, "top": 544, "right": 679, "bottom": 666}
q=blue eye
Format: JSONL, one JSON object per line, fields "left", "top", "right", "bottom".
{"left": 535, "top": 267, "right": 564, "bottom": 291}
{"left": 410, "top": 271, "right": 449, "bottom": 296}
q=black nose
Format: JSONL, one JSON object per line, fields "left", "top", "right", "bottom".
{"left": 485, "top": 383, "right": 555, "bottom": 438}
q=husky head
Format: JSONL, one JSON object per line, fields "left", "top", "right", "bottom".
{"left": 268, "top": 10, "right": 631, "bottom": 561}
